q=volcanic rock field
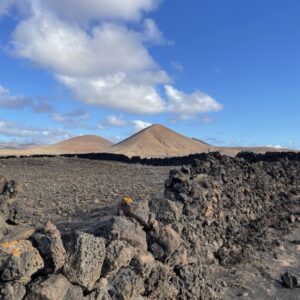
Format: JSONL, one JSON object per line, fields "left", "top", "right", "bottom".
{"left": 0, "top": 153, "right": 299, "bottom": 299}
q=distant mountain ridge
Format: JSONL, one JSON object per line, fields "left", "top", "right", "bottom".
{"left": 0, "top": 124, "right": 295, "bottom": 157}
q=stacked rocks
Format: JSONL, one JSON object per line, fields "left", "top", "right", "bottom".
{"left": 0, "top": 153, "right": 299, "bottom": 299}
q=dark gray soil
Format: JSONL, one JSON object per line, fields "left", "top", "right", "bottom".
{"left": 0, "top": 157, "right": 173, "bottom": 225}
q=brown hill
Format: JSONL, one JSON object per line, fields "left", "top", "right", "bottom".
{"left": 0, "top": 135, "right": 112, "bottom": 156}
{"left": 110, "top": 124, "right": 214, "bottom": 158}
{"left": 32, "top": 135, "right": 113, "bottom": 155}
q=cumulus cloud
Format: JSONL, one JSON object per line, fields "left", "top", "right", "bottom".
{"left": 165, "top": 85, "right": 223, "bottom": 119}
{"left": 59, "top": 74, "right": 167, "bottom": 114}
{"left": 131, "top": 120, "right": 152, "bottom": 132}
{"left": 0, "top": 120, "right": 69, "bottom": 143}
{"left": 11, "top": 10, "right": 172, "bottom": 114}
{"left": 6, "top": 0, "right": 223, "bottom": 120}
{"left": 13, "top": 17, "right": 157, "bottom": 77}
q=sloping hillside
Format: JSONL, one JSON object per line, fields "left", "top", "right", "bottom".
{"left": 110, "top": 124, "right": 215, "bottom": 158}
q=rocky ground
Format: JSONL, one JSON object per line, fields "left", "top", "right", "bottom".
{"left": 0, "top": 154, "right": 299, "bottom": 299}
{"left": 0, "top": 157, "right": 172, "bottom": 226}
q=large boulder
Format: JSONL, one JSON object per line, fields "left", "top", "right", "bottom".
{"left": 32, "top": 221, "right": 66, "bottom": 273}
{"left": 0, "top": 240, "right": 44, "bottom": 283}
{"left": 26, "top": 274, "right": 84, "bottom": 300}
{"left": 95, "top": 216, "right": 147, "bottom": 252}
{"left": 0, "top": 282, "right": 26, "bottom": 300}
{"left": 63, "top": 231, "right": 106, "bottom": 290}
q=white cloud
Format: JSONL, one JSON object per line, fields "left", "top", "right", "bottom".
{"left": 0, "top": 84, "right": 32, "bottom": 109}
{"left": 165, "top": 85, "right": 223, "bottom": 119}
{"left": 11, "top": 11, "right": 172, "bottom": 114}
{"left": 0, "top": 85, "right": 8, "bottom": 94}
{"left": 13, "top": 16, "right": 157, "bottom": 77}
{"left": 0, "top": 120, "right": 69, "bottom": 143}
{"left": 39, "top": 0, "right": 160, "bottom": 22}
{"left": 51, "top": 108, "right": 91, "bottom": 128}
{"left": 142, "top": 18, "right": 167, "bottom": 45}
{"left": 0, "top": 84, "right": 56, "bottom": 113}
{"left": 131, "top": 120, "right": 152, "bottom": 132}
{"left": 59, "top": 74, "right": 167, "bottom": 114}
{"left": 99, "top": 115, "right": 128, "bottom": 128}
{"left": 266, "top": 144, "right": 282, "bottom": 149}
{"left": 7, "top": 0, "right": 224, "bottom": 119}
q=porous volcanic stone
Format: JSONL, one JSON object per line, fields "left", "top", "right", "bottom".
{"left": 109, "top": 268, "right": 144, "bottom": 300}
{"left": 150, "top": 222, "right": 182, "bottom": 259}
{"left": 63, "top": 231, "right": 106, "bottom": 290}
{"left": 32, "top": 221, "right": 66, "bottom": 273}
{"left": 120, "top": 197, "right": 150, "bottom": 227}
{"left": 95, "top": 216, "right": 147, "bottom": 252}
{"left": 0, "top": 240, "right": 44, "bottom": 283}
{"left": 149, "top": 197, "right": 182, "bottom": 225}
{"left": 130, "top": 252, "right": 155, "bottom": 278}
{"left": 102, "top": 240, "right": 135, "bottom": 278}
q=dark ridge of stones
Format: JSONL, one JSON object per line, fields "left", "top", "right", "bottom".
{"left": 1, "top": 150, "right": 300, "bottom": 167}
{"left": 0, "top": 153, "right": 299, "bottom": 299}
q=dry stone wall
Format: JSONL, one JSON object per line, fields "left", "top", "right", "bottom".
{"left": 0, "top": 153, "right": 299, "bottom": 299}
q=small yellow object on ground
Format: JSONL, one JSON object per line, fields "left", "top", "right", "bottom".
{"left": 123, "top": 196, "right": 134, "bottom": 205}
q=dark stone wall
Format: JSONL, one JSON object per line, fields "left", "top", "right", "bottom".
{"left": 0, "top": 151, "right": 299, "bottom": 166}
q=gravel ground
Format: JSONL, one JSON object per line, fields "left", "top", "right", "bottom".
{"left": 0, "top": 157, "right": 173, "bottom": 226}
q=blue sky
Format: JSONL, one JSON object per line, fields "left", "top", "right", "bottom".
{"left": 0, "top": 0, "right": 299, "bottom": 149}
